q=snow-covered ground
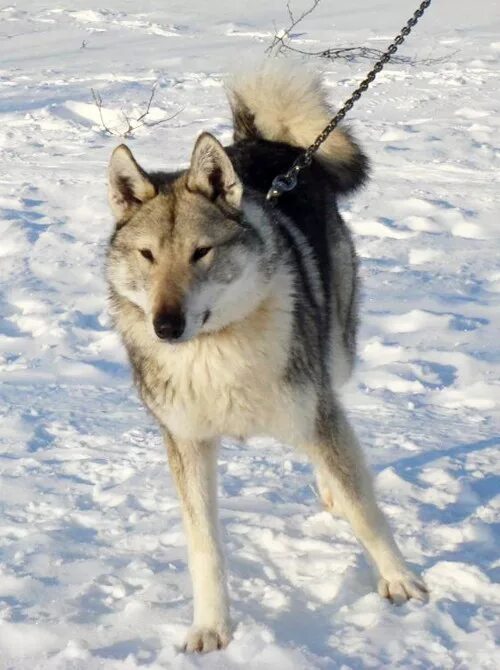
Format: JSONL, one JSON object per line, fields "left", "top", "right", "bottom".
{"left": 1, "top": 0, "right": 499, "bottom": 667}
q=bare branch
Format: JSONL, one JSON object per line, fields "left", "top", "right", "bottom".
{"left": 267, "top": 1, "right": 453, "bottom": 66}
{"left": 90, "top": 84, "right": 182, "bottom": 138}
{"left": 267, "top": 0, "right": 321, "bottom": 55}
{"left": 135, "top": 83, "right": 158, "bottom": 124}
{"left": 140, "top": 108, "right": 183, "bottom": 129}
{"left": 91, "top": 88, "right": 114, "bottom": 135}
{"left": 121, "top": 110, "right": 135, "bottom": 138}
{"left": 276, "top": 42, "right": 456, "bottom": 66}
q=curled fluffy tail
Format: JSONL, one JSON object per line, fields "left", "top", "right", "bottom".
{"left": 226, "top": 60, "right": 368, "bottom": 193}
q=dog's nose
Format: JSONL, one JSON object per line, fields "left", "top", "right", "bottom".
{"left": 153, "top": 311, "right": 186, "bottom": 341}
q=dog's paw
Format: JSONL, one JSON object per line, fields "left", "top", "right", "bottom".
{"left": 378, "top": 570, "right": 428, "bottom": 605}
{"left": 183, "top": 625, "right": 232, "bottom": 654}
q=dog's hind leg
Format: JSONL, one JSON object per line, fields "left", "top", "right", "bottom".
{"left": 315, "top": 467, "right": 343, "bottom": 516}
{"left": 302, "top": 396, "right": 428, "bottom": 604}
{"left": 164, "top": 433, "right": 231, "bottom": 653}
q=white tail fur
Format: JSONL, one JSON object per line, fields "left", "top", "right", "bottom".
{"left": 225, "top": 60, "right": 368, "bottom": 191}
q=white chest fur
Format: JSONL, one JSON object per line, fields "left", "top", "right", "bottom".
{"left": 132, "top": 292, "right": 314, "bottom": 443}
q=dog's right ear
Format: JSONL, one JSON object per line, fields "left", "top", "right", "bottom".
{"left": 108, "top": 145, "right": 156, "bottom": 221}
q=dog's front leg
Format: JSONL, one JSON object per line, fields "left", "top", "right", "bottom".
{"left": 164, "top": 433, "right": 231, "bottom": 653}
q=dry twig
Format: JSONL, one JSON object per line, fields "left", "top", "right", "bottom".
{"left": 267, "top": 0, "right": 450, "bottom": 66}
{"left": 267, "top": 0, "right": 321, "bottom": 55}
{"left": 91, "top": 84, "right": 182, "bottom": 138}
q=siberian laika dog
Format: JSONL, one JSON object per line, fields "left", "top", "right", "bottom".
{"left": 106, "top": 62, "right": 428, "bottom": 653}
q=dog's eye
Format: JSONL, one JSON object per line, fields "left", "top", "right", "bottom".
{"left": 139, "top": 249, "right": 154, "bottom": 262}
{"left": 191, "top": 247, "right": 212, "bottom": 263}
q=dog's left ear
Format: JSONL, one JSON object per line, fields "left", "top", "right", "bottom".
{"left": 187, "top": 133, "right": 242, "bottom": 209}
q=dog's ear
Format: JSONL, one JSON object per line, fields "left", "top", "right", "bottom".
{"left": 187, "top": 133, "right": 242, "bottom": 210}
{"left": 108, "top": 145, "right": 156, "bottom": 220}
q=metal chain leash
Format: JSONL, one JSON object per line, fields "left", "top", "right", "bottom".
{"left": 267, "top": 0, "right": 433, "bottom": 201}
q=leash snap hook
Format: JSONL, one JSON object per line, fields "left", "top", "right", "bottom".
{"left": 266, "top": 172, "right": 298, "bottom": 201}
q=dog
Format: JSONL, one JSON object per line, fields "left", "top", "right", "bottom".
{"left": 106, "top": 61, "right": 428, "bottom": 653}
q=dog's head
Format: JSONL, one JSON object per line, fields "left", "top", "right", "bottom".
{"left": 106, "top": 133, "right": 269, "bottom": 343}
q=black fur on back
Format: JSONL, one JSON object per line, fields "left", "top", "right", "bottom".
{"left": 226, "top": 139, "right": 356, "bottom": 294}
